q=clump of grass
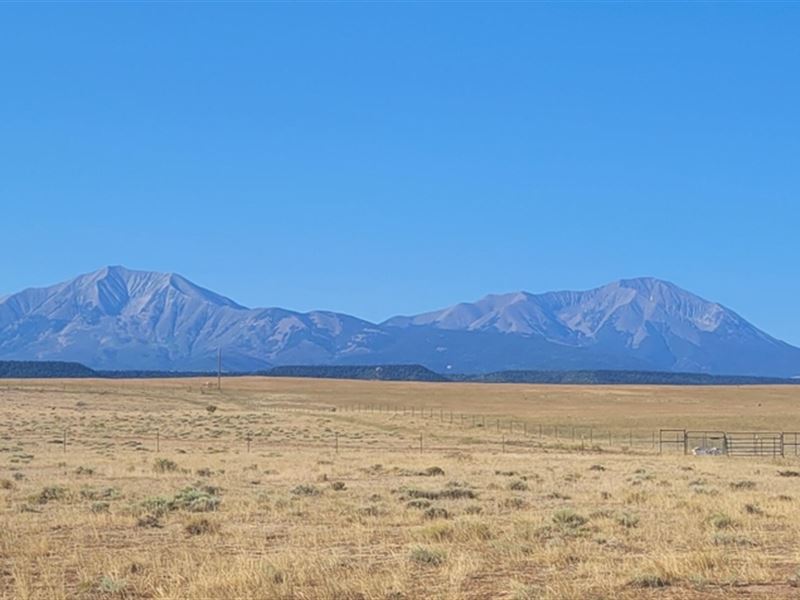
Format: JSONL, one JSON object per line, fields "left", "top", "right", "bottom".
{"left": 196, "top": 468, "right": 213, "bottom": 477}
{"left": 140, "top": 485, "right": 221, "bottom": 517}
{"left": 508, "top": 480, "right": 528, "bottom": 491}
{"left": 545, "top": 491, "right": 570, "bottom": 500}
{"left": 80, "top": 487, "right": 119, "bottom": 501}
{"left": 615, "top": 511, "right": 640, "bottom": 528}
{"left": 407, "top": 499, "right": 432, "bottom": 510}
{"left": 629, "top": 573, "right": 671, "bottom": 588}
{"left": 0, "top": 479, "right": 14, "bottom": 490}
{"left": 97, "top": 575, "right": 127, "bottom": 595}
{"left": 778, "top": 470, "right": 800, "bottom": 477}
{"left": 136, "top": 513, "right": 163, "bottom": 528}
{"left": 625, "top": 491, "right": 648, "bottom": 504}
{"left": 91, "top": 501, "right": 110, "bottom": 514}
{"left": 445, "top": 480, "right": 473, "bottom": 489}
{"left": 421, "top": 466, "right": 445, "bottom": 476}
{"left": 34, "top": 485, "right": 68, "bottom": 504}
{"left": 405, "top": 487, "right": 476, "bottom": 501}
{"left": 172, "top": 486, "right": 221, "bottom": 512}
{"left": 730, "top": 480, "right": 756, "bottom": 490}
{"left": 153, "top": 458, "right": 178, "bottom": 473}
{"left": 330, "top": 481, "right": 346, "bottom": 491}
{"left": 423, "top": 507, "right": 450, "bottom": 520}
{"left": 708, "top": 512, "right": 736, "bottom": 530}
{"left": 358, "top": 505, "right": 382, "bottom": 517}
{"left": 419, "top": 523, "right": 453, "bottom": 541}
{"left": 141, "top": 496, "right": 172, "bottom": 517}
{"left": 464, "top": 505, "right": 482, "bottom": 515}
{"left": 291, "top": 484, "right": 320, "bottom": 497}
{"left": 743, "top": 503, "right": 763, "bottom": 515}
{"left": 263, "top": 564, "right": 286, "bottom": 584}
{"left": 408, "top": 546, "right": 445, "bottom": 566}
{"left": 712, "top": 532, "right": 755, "bottom": 547}
{"left": 206, "top": 404, "right": 218, "bottom": 414}
{"left": 504, "top": 497, "right": 527, "bottom": 510}
{"left": 185, "top": 517, "right": 219, "bottom": 535}
{"left": 552, "top": 509, "right": 588, "bottom": 529}
{"left": 589, "top": 464, "right": 606, "bottom": 471}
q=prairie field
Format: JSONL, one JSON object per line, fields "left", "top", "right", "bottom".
{"left": 2, "top": 377, "right": 800, "bottom": 599}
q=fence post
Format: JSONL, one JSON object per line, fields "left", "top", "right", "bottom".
{"left": 502, "top": 435, "right": 505, "bottom": 453}
{"left": 419, "top": 434, "right": 423, "bottom": 454}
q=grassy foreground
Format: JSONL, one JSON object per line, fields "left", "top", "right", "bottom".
{"left": 1, "top": 377, "right": 800, "bottom": 599}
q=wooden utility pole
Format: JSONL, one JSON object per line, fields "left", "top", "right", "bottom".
{"left": 217, "top": 347, "right": 222, "bottom": 391}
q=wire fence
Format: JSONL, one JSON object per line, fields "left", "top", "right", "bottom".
{"left": 8, "top": 403, "right": 797, "bottom": 460}
{"left": 1, "top": 402, "right": 665, "bottom": 458}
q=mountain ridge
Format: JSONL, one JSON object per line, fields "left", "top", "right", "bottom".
{"left": 1, "top": 266, "right": 798, "bottom": 377}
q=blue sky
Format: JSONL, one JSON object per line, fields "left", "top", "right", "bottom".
{"left": 1, "top": 3, "right": 799, "bottom": 344}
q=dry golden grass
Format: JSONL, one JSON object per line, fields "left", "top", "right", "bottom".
{"left": 2, "top": 377, "right": 800, "bottom": 599}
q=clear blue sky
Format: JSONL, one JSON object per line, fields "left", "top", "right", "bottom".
{"left": 1, "top": 3, "right": 799, "bottom": 344}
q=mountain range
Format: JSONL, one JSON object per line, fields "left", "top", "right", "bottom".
{"left": 0, "top": 266, "right": 798, "bottom": 377}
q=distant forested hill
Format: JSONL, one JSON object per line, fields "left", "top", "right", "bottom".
{"left": 0, "top": 359, "right": 795, "bottom": 386}
{"left": 0, "top": 360, "right": 97, "bottom": 378}
{"left": 264, "top": 364, "right": 449, "bottom": 382}
{"left": 462, "top": 370, "right": 796, "bottom": 385}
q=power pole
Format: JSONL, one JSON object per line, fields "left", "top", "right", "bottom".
{"left": 217, "top": 347, "right": 222, "bottom": 391}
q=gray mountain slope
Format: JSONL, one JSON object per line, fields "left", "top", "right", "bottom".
{"left": 0, "top": 266, "right": 386, "bottom": 371}
{"left": 381, "top": 278, "right": 800, "bottom": 377}
{"left": 0, "top": 268, "right": 798, "bottom": 376}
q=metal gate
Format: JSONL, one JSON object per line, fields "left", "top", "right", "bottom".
{"left": 685, "top": 430, "right": 727, "bottom": 455}
{"left": 659, "top": 430, "right": 789, "bottom": 457}
{"left": 726, "top": 432, "right": 783, "bottom": 458}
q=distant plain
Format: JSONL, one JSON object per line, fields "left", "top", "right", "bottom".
{"left": 2, "top": 377, "right": 800, "bottom": 599}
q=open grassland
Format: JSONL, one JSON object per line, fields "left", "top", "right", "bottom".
{"left": 2, "top": 377, "right": 800, "bottom": 599}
